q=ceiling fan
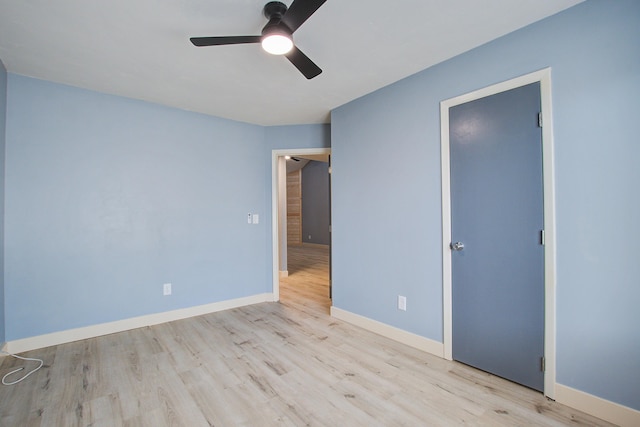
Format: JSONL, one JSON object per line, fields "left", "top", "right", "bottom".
{"left": 190, "top": 0, "right": 327, "bottom": 79}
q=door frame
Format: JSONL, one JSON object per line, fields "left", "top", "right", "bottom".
{"left": 271, "top": 147, "right": 332, "bottom": 302}
{"left": 440, "top": 68, "right": 557, "bottom": 398}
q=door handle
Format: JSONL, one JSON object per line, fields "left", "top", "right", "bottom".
{"left": 450, "top": 242, "right": 465, "bottom": 251}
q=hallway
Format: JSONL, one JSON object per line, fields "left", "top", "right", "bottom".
{"left": 279, "top": 245, "right": 331, "bottom": 315}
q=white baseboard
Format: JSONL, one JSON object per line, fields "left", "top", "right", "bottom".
{"left": 556, "top": 384, "right": 640, "bottom": 427}
{"left": 5, "top": 293, "right": 274, "bottom": 354}
{"left": 330, "top": 306, "right": 444, "bottom": 358}
{"left": 279, "top": 270, "right": 289, "bottom": 278}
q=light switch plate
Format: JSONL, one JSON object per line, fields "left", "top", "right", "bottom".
{"left": 398, "top": 295, "right": 407, "bottom": 311}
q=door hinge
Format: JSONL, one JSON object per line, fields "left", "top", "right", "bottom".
{"left": 540, "top": 229, "right": 545, "bottom": 246}
{"left": 538, "top": 112, "right": 543, "bottom": 128}
{"left": 540, "top": 356, "right": 546, "bottom": 372}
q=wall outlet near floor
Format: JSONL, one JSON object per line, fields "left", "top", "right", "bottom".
{"left": 398, "top": 295, "right": 407, "bottom": 311}
{"left": 163, "top": 283, "right": 172, "bottom": 296}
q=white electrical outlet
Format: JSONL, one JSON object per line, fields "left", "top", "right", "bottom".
{"left": 398, "top": 295, "right": 407, "bottom": 311}
{"left": 163, "top": 283, "right": 172, "bottom": 296}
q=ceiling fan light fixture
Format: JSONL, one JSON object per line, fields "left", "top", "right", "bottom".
{"left": 261, "top": 33, "right": 293, "bottom": 55}
{"left": 189, "top": 0, "right": 325, "bottom": 78}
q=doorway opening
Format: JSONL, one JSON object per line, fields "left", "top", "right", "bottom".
{"left": 440, "top": 69, "right": 557, "bottom": 398}
{"left": 271, "top": 148, "right": 332, "bottom": 314}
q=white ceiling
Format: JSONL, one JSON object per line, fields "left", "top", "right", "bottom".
{"left": 0, "top": 0, "right": 583, "bottom": 126}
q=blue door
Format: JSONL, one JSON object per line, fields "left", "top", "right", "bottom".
{"left": 450, "top": 82, "right": 544, "bottom": 391}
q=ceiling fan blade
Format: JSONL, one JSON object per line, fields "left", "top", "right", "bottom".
{"left": 190, "top": 35, "right": 261, "bottom": 47}
{"left": 285, "top": 46, "right": 322, "bottom": 79}
{"left": 281, "top": 0, "right": 327, "bottom": 33}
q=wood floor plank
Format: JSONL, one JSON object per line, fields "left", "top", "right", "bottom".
{"left": 0, "top": 245, "right": 616, "bottom": 426}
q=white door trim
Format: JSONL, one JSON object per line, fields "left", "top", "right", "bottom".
{"left": 271, "top": 147, "right": 331, "bottom": 302}
{"left": 440, "top": 68, "right": 557, "bottom": 399}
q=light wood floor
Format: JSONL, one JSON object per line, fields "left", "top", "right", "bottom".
{"left": 280, "top": 245, "right": 332, "bottom": 316}
{"left": 0, "top": 245, "right": 613, "bottom": 426}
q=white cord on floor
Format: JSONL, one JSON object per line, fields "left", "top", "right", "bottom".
{"left": 0, "top": 350, "right": 44, "bottom": 385}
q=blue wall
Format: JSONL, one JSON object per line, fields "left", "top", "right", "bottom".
{"left": 3, "top": 76, "right": 328, "bottom": 341}
{"left": 0, "top": 59, "right": 6, "bottom": 345}
{"left": 264, "top": 125, "right": 331, "bottom": 151}
{"left": 302, "top": 161, "right": 330, "bottom": 245}
{"left": 331, "top": 0, "right": 639, "bottom": 411}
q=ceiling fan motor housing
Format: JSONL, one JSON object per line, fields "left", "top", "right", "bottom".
{"left": 262, "top": 1, "right": 292, "bottom": 35}
{"left": 263, "top": 2, "right": 288, "bottom": 20}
